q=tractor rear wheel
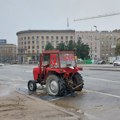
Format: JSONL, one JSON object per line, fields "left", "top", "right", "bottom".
{"left": 46, "top": 75, "right": 66, "bottom": 96}
{"left": 28, "top": 80, "right": 37, "bottom": 91}
{"left": 72, "top": 72, "right": 84, "bottom": 91}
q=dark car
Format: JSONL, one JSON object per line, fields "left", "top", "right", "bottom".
{"left": 97, "top": 60, "right": 106, "bottom": 64}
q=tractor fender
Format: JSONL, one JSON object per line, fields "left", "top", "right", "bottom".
{"left": 33, "top": 67, "right": 40, "bottom": 81}
{"left": 46, "top": 68, "right": 65, "bottom": 74}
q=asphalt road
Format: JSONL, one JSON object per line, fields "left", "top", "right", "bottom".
{"left": 0, "top": 64, "right": 120, "bottom": 120}
{"left": 53, "top": 68, "right": 120, "bottom": 120}
{"left": 0, "top": 65, "right": 34, "bottom": 95}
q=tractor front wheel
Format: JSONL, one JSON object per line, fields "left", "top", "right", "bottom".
{"left": 46, "top": 75, "right": 66, "bottom": 96}
{"left": 28, "top": 80, "right": 37, "bottom": 91}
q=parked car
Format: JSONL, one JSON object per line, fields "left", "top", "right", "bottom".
{"left": 77, "top": 58, "right": 84, "bottom": 64}
{"left": 113, "top": 60, "right": 120, "bottom": 66}
{"left": 97, "top": 60, "right": 106, "bottom": 64}
{"left": 0, "top": 63, "right": 4, "bottom": 66}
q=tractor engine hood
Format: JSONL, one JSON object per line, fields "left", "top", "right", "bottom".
{"left": 61, "top": 66, "right": 83, "bottom": 74}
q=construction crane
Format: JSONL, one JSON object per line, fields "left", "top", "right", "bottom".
{"left": 74, "top": 12, "right": 120, "bottom": 21}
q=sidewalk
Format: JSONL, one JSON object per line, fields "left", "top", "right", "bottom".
{"left": 0, "top": 91, "right": 80, "bottom": 120}
{"left": 78, "top": 64, "right": 120, "bottom": 71}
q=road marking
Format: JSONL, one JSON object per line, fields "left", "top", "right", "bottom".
{"left": 49, "top": 97, "right": 64, "bottom": 101}
{"left": 84, "top": 76, "right": 120, "bottom": 84}
{"left": 49, "top": 94, "right": 75, "bottom": 101}
{"left": 85, "top": 89, "right": 120, "bottom": 98}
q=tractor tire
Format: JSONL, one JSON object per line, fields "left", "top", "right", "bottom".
{"left": 28, "top": 80, "right": 37, "bottom": 91}
{"left": 72, "top": 72, "right": 84, "bottom": 91}
{"left": 46, "top": 75, "right": 66, "bottom": 96}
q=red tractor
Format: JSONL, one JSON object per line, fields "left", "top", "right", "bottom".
{"left": 28, "top": 50, "right": 84, "bottom": 96}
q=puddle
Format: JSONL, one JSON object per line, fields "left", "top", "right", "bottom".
{"left": 16, "top": 87, "right": 60, "bottom": 101}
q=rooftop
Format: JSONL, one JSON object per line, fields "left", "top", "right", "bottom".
{"left": 16, "top": 29, "right": 75, "bottom": 35}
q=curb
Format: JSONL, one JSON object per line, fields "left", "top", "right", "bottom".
{"left": 16, "top": 89, "right": 81, "bottom": 120}
{"left": 89, "top": 68, "right": 120, "bottom": 72}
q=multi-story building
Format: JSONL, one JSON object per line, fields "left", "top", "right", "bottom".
{"left": 116, "top": 38, "right": 120, "bottom": 44}
{"left": 17, "top": 29, "right": 120, "bottom": 63}
{"left": 76, "top": 31, "right": 120, "bottom": 61}
{"left": 0, "top": 39, "right": 7, "bottom": 45}
{"left": 99, "top": 31, "right": 119, "bottom": 60}
{"left": 0, "top": 44, "right": 17, "bottom": 63}
{"left": 75, "top": 31, "right": 100, "bottom": 60}
{"left": 16, "top": 30, "right": 75, "bottom": 64}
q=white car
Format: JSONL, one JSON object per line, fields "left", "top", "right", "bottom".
{"left": 0, "top": 63, "right": 4, "bottom": 66}
{"left": 113, "top": 60, "right": 120, "bottom": 66}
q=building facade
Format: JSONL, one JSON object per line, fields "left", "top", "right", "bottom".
{"left": 16, "top": 30, "right": 75, "bottom": 64}
{"left": 75, "top": 31, "right": 100, "bottom": 60}
{"left": 0, "top": 44, "right": 17, "bottom": 63}
{"left": 17, "top": 29, "right": 120, "bottom": 63}
{"left": 76, "top": 31, "right": 120, "bottom": 61}
{"left": 0, "top": 39, "right": 7, "bottom": 45}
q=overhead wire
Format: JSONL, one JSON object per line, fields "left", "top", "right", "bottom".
{"left": 74, "top": 12, "right": 120, "bottom": 21}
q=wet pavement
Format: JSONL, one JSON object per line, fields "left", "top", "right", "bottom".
{"left": 0, "top": 64, "right": 120, "bottom": 120}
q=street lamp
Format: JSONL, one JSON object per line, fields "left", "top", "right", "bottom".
{"left": 94, "top": 26, "right": 97, "bottom": 31}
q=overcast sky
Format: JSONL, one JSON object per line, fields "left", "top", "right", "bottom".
{"left": 0, "top": 0, "right": 120, "bottom": 44}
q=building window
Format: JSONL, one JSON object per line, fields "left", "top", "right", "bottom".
{"left": 66, "top": 36, "right": 68, "bottom": 40}
{"left": 46, "top": 36, "right": 49, "bottom": 39}
{"left": 37, "top": 50, "right": 39, "bottom": 53}
{"left": 95, "top": 36, "right": 97, "bottom": 40}
{"left": 32, "top": 41, "right": 34, "bottom": 44}
{"left": 51, "top": 36, "right": 54, "bottom": 39}
{"left": 32, "top": 36, "right": 34, "bottom": 40}
{"left": 24, "top": 37, "right": 26, "bottom": 40}
{"left": 56, "top": 36, "right": 58, "bottom": 40}
{"left": 56, "top": 41, "right": 59, "bottom": 44}
{"left": 28, "top": 46, "right": 30, "bottom": 49}
{"left": 41, "top": 36, "right": 44, "bottom": 39}
{"left": 32, "top": 46, "right": 34, "bottom": 49}
{"left": 28, "top": 37, "right": 30, "bottom": 40}
{"left": 61, "top": 36, "right": 63, "bottom": 40}
{"left": 42, "top": 41, "right": 44, "bottom": 45}
{"left": 42, "top": 46, "right": 44, "bottom": 49}
{"left": 36, "top": 41, "right": 39, "bottom": 44}
{"left": 51, "top": 41, "right": 54, "bottom": 44}
{"left": 28, "top": 41, "right": 30, "bottom": 44}
{"left": 36, "top": 36, "right": 39, "bottom": 39}
{"left": 28, "top": 50, "right": 30, "bottom": 53}
{"left": 37, "top": 46, "right": 39, "bottom": 49}
{"left": 70, "top": 36, "right": 73, "bottom": 39}
{"left": 66, "top": 40, "right": 68, "bottom": 44}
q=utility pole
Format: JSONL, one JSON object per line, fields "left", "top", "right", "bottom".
{"left": 67, "top": 17, "right": 69, "bottom": 29}
{"left": 94, "top": 26, "right": 97, "bottom": 31}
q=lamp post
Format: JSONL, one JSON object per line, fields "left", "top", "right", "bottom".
{"left": 94, "top": 26, "right": 97, "bottom": 31}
